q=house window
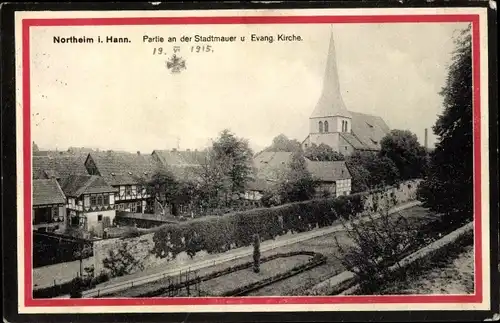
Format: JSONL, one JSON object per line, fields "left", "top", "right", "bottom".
{"left": 98, "top": 214, "right": 103, "bottom": 222}
{"left": 97, "top": 195, "right": 103, "bottom": 205}
{"left": 51, "top": 207, "right": 58, "bottom": 220}
{"left": 125, "top": 186, "right": 132, "bottom": 195}
{"left": 324, "top": 121, "right": 329, "bottom": 133}
{"left": 103, "top": 194, "right": 109, "bottom": 205}
{"left": 90, "top": 196, "right": 97, "bottom": 206}
{"left": 319, "top": 121, "right": 323, "bottom": 133}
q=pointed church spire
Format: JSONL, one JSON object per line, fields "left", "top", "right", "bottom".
{"left": 310, "top": 27, "right": 351, "bottom": 119}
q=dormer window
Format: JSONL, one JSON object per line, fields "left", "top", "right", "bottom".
{"left": 366, "top": 122, "right": 374, "bottom": 129}
{"left": 370, "top": 138, "right": 378, "bottom": 145}
{"left": 128, "top": 171, "right": 132, "bottom": 175}
{"left": 111, "top": 172, "right": 115, "bottom": 176}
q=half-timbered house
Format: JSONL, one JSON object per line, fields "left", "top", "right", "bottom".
{"left": 84, "top": 151, "right": 160, "bottom": 213}
{"left": 32, "top": 179, "right": 67, "bottom": 233}
{"left": 59, "top": 174, "right": 118, "bottom": 237}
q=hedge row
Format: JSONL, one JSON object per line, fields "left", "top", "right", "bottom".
{"left": 151, "top": 179, "right": 420, "bottom": 260}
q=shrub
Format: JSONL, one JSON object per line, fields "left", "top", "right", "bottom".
{"left": 69, "top": 277, "right": 83, "bottom": 298}
{"left": 102, "top": 241, "right": 144, "bottom": 277}
{"left": 333, "top": 194, "right": 419, "bottom": 294}
{"left": 253, "top": 234, "right": 261, "bottom": 273}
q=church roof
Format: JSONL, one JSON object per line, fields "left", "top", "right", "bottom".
{"left": 346, "top": 111, "right": 390, "bottom": 151}
{"left": 310, "top": 30, "right": 351, "bottom": 119}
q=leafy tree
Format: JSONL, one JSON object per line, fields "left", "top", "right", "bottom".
{"left": 417, "top": 25, "right": 473, "bottom": 224}
{"left": 278, "top": 151, "right": 319, "bottom": 203}
{"left": 143, "top": 169, "right": 180, "bottom": 216}
{"left": 304, "top": 143, "right": 345, "bottom": 161}
{"left": 346, "top": 151, "right": 399, "bottom": 189}
{"left": 211, "top": 129, "right": 255, "bottom": 204}
{"left": 344, "top": 161, "right": 370, "bottom": 193}
{"left": 263, "top": 134, "right": 302, "bottom": 153}
{"left": 380, "top": 130, "right": 427, "bottom": 180}
{"left": 333, "top": 193, "right": 419, "bottom": 293}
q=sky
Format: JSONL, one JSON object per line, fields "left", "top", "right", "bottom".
{"left": 30, "top": 22, "right": 468, "bottom": 154}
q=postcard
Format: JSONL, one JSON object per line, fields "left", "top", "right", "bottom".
{"left": 6, "top": 4, "right": 496, "bottom": 319}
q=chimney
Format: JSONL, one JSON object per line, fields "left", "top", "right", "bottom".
{"left": 424, "top": 128, "right": 428, "bottom": 149}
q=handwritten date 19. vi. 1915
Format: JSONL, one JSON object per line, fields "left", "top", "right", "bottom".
{"left": 152, "top": 45, "right": 214, "bottom": 55}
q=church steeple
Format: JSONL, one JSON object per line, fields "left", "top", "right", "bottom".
{"left": 310, "top": 28, "right": 351, "bottom": 119}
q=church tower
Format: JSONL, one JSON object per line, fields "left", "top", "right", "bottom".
{"left": 303, "top": 28, "right": 352, "bottom": 152}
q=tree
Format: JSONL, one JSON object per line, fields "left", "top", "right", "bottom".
{"left": 195, "top": 147, "right": 232, "bottom": 210}
{"left": 344, "top": 161, "right": 370, "bottom": 193}
{"left": 304, "top": 143, "right": 345, "bottom": 161}
{"left": 417, "top": 25, "right": 473, "bottom": 224}
{"left": 333, "top": 193, "right": 419, "bottom": 293}
{"left": 380, "top": 130, "right": 427, "bottom": 180}
{"left": 253, "top": 234, "right": 261, "bottom": 273}
{"left": 278, "top": 151, "right": 319, "bottom": 203}
{"left": 263, "top": 134, "right": 302, "bottom": 153}
{"left": 143, "top": 169, "right": 180, "bottom": 216}
{"left": 346, "top": 151, "right": 399, "bottom": 190}
{"left": 211, "top": 129, "right": 255, "bottom": 204}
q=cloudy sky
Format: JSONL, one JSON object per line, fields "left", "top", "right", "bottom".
{"left": 30, "top": 22, "right": 468, "bottom": 154}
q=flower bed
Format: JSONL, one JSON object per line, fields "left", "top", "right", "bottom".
{"left": 99, "top": 251, "right": 326, "bottom": 298}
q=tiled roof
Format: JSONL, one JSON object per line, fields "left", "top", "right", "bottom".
{"left": 59, "top": 174, "right": 117, "bottom": 197}
{"left": 32, "top": 154, "right": 89, "bottom": 179}
{"left": 152, "top": 150, "right": 208, "bottom": 167}
{"left": 348, "top": 111, "right": 390, "bottom": 151}
{"left": 340, "top": 133, "right": 366, "bottom": 150}
{"left": 33, "top": 179, "right": 66, "bottom": 206}
{"left": 253, "top": 152, "right": 294, "bottom": 181}
{"left": 246, "top": 178, "right": 278, "bottom": 192}
{"left": 87, "top": 151, "right": 161, "bottom": 186}
{"left": 168, "top": 165, "right": 203, "bottom": 183}
{"left": 305, "top": 159, "right": 351, "bottom": 182}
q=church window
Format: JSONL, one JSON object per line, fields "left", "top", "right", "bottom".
{"left": 324, "top": 121, "right": 329, "bottom": 133}
{"left": 319, "top": 121, "right": 323, "bottom": 133}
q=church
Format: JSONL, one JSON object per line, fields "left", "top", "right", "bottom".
{"left": 302, "top": 30, "right": 391, "bottom": 155}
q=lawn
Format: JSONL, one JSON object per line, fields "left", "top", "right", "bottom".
{"left": 165, "top": 255, "right": 313, "bottom": 297}
{"left": 375, "top": 244, "right": 474, "bottom": 295}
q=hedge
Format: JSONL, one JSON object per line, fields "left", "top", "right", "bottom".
{"left": 151, "top": 181, "right": 417, "bottom": 260}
